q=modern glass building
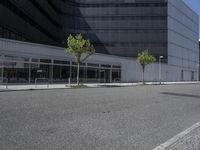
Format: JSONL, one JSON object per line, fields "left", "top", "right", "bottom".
{"left": 0, "top": 0, "right": 168, "bottom": 59}
{"left": 0, "top": 0, "right": 199, "bottom": 83}
{"left": 68, "top": 0, "right": 168, "bottom": 60}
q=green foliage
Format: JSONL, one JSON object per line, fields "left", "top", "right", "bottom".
{"left": 65, "top": 33, "right": 95, "bottom": 85}
{"left": 137, "top": 50, "right": 156, "bottom": 84}
{"left": 137, "top": 50, "right": 156, "bottom": 72}
{"left": 66, "top": 34, "right": 95, "bottom": 63}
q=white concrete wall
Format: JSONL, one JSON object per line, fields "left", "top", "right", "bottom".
{"left": 0, "top": 38, "right": 136, "bottom": 82}
{"left": 2, "top": 38, "right": 175, "bottom": 82}
{"left": 167, "top": 0, "right": 199, "bottom": 81}
{"left": 0, "top": 37, "right": 197, "bottom": 83}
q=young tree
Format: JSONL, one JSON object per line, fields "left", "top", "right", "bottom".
{"left": 66, "top": 34, "right": 95, "bottom": 85}
{"left": 137, "top": 50, "right": 156, "bottom": 84}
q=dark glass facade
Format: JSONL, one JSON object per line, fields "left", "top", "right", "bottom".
{"left": 0, "top": 55, "right": 121, "bottom": 83}
{"left": 0, "top": 0, "right": 168, "bottom": 60}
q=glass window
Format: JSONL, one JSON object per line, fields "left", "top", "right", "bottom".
{"left": 101, "top": 64, "right": 111, "bottom": 68}
{"left": 71, "top": 66, "right": 87, "bottom": 82}
{"left": 54, "top": 60, "right": 70, "bottom": 65}
{"left": 80, "top": 63, "right": 86, "bottom": 66}
{"left": 87, "top": 67, "right": 99, "bottom": 82}
{"left": 10, "top": 32, "right": 15, "bottom": 39}
{"left": 0, "top": 27, "right": 3, "bottom": 37}
{"left": 31, "top": 63, "right": 52, "bottom": 83}
{"left": 3, "top": 61, "right": 16, "bottom": 68}
{"left": 4, "top": 30, "right": 10, "bottom": 38}
{"left": 53, "top": 65, "right": 70, "bottom": 83}
{"left": 100, "top": 69, "right": 111, "bottom": 83}
{"left": 4, "top": 55, "right": 15, "bottom": 61}
{"left": 5, "top": 55, "right": 29, "bottom": 62}
{"left": 112, "top": 69, "right": 121, "bottom": 82}
{"left": 87, "top": 63, "right": 99, "bottom": 67}
{"left": 72, "top": 62, "right": 77, "bottom": 65}
{"left": 0, "top": 59, "right": 3, "bottom": 83}
{"left": 79, "top": 67, "right": 87, "bottom": 82}
{"left": 112, "top": 65, "right": 121, "bottom": 69}
{"left": 40, "top": 59, "right": 51, "bottom": 63}
{"left": 32, "top": 58, "right": 39, "bottom": 62}
{"left": 3, "top": 62, "right": 29, "bottom": 83}
{"left": 71, "top": 66, "right": 77, "bottom": 82}
{"left": 72, "top": 62, "right": 86, "bottom": 66}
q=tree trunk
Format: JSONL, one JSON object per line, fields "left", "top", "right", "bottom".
{"left": 142, "top": 66, "right": 145, "bottom": 85}
{"left": 142, "top": 71, "right": 144, "bottom": 84}
{"left": 77, "top": 63, "right": 80, "bottom": 86}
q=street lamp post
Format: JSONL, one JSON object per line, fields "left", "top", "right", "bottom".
{"left": 197, "top": 64, "right": 200, "bottom": 82}
{"left": 159, "top": 56, "right": 164, "bottom": 84}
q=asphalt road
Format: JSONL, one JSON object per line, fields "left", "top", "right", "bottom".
{"left": 0, "top": 84, "right": 200, "bottom": 150}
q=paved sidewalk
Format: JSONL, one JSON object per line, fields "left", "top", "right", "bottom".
{"left": 0, "top": 81, "right": 199, "bottom": 91}
{"left": 0, "top": 84, "right": 69, "bottom": 91}
{"left": 86, "top": 81, "right": 200, "bottom": 87}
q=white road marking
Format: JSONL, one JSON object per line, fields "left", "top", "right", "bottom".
{"left": 152, "top": 122, "right": 200, "bottom": 150}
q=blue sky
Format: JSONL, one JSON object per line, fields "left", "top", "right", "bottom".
{"left": 183, "top": 0, "right": 200, "bottom": 39}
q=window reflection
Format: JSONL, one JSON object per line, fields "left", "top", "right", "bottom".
{"left": 3, "top": 61, "right": 29, "bottom": 83}
{"left": 112, "top": 69, "right": 121, "bottom": 82}
{"left": 31, "top": 64, "right": 51, "bottom": 83}
{"left": 1, "top": 55, "right": 121, "bottom": 84}
{"left": 71, "top": 66, "right": 87, "bottom": 83}
{"left": 53, "top": 65, "right": 70, "bottom": 83}
{"left": 87, "top": 67, "right": 99, "bottom": 82}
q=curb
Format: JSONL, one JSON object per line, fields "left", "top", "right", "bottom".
{"left": 0, "top": 82, "right": 199, "bottom": 92}
{"left": 0, "top": 87, "right": 70, "bottom": 92}
{"left": 153, "top": 122, "right": 200, "bottom": 150}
